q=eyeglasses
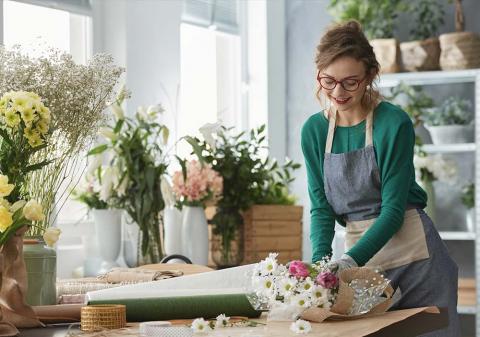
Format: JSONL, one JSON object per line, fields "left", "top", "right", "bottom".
{"left": 317, "top": 72, "right": 366, "bottom": 92}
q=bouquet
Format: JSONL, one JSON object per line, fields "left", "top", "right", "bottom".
{"left": 172, "top": 159, "right": 223, "bottom": 207}
{"left": 0, "top": 46, "right": 123, "bottom": 236}
{"left": 248, "top": 254, "right": 393, "bottom": 323}
{"left": 0, "top": 91, "right": 52, "bottom": 202}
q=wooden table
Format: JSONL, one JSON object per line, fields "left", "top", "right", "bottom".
{"left": 21, "top": 307, "right": 448, "bottom": 337}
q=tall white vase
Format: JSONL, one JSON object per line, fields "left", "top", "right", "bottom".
{"left": 181, "top": 206, "right": 208, "bottom": 265}
{"left": 92, "top": 209, "right": 122, "bottom": 274}
{"left": 164, "top": 206, "right": 183, "bottom": 255}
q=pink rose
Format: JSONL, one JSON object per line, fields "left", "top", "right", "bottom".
{"left": 288, "top": 260, "right": 309, "bottom": 278}
{"left": 316, "top": 272, "right": 338, "bottom": 289}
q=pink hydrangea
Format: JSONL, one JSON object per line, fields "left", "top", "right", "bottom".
{"left": 288, "top": 260, "right": 309, "bottom": 278}
{"left": 172, "top": 160, "right": 223, "bottom": 205}
{"left": 316, "top": 271, "right": 338, "bottom": 289}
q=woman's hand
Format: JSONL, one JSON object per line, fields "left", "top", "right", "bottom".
{"left": 328, "top": 254, "right": 358, "bottom": 273}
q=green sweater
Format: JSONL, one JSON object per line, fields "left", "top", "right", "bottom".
{"left": 301, "top": 101, "right": 427, "bottom": 266}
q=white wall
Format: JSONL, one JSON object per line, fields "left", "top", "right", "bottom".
{"left": 91, "top": 0, "right": 181, "bottom": 142}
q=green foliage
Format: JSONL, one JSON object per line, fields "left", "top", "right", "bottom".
{"left": 328, "top": 0, "right": 408, "bottom": 39}
{"left": 185, "top": 124, "right": 301, "bottom": 262}
{"left": 423, "top": 96, "right": 473, "bottom": 126}
{"left": 408, "top": 0, "right": 445, "bottom": 40}
{"left": 71, "top": 189, "right": 108, "bottom": 210}
{"left": 461, "top": 183, "right": 474, "bottom": 209}
{"left": 386, "top": 82, "right": 435, "bottom": 129}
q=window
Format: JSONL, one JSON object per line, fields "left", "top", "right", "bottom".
{"left": 178, "top": 0, "right": 243, "bottom": 158}
{"left": 2, "top": 0, "right": 92, "bottom": 228}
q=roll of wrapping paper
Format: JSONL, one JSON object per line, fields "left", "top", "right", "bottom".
{"left": 88, "top": 293, "right": 261, "bottom": 322}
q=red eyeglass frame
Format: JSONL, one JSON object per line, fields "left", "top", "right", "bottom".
{"left": 316, "top": 72, "right": 367, "bottom": 92}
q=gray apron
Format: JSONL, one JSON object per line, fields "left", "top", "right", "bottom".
{"left": 322, "top": 108, "right": 460, "bottom": 336}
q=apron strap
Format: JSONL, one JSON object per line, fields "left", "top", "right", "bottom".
{"left": 325, "top": 108, "right": 336, "bottom": 154}
{"left": 365, "top": 109, "right": 374, "bottom": 147}
{"left": 325, "top": 108, "right": 374, "bottom": 154}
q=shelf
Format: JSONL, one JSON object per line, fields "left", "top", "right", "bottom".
{"left": 421, "top": 143, "right": 476, "bottom": 154}
{"left": 378, "top": 68, "right": 480, "bottom": 88}
{"left": 439, "top": 231, "right": 476, "bottom": 240}
{"left": 458, "top": 305, "right": 477, "bottom": 315}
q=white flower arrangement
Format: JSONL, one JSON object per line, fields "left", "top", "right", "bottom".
{"left": 414, "top": 152, "right": 457, "bottom": 184}
{"left": 248, "top": 253, "right": 338, "bottom": 321}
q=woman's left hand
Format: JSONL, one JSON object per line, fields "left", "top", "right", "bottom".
{"left": 328, "top": 254, "right": 358, "bottom": 273}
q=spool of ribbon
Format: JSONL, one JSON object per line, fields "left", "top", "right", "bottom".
{"left": 139, "top": 321, "right": 193, "bottom": 337}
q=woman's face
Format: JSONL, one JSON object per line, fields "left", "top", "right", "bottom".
{"left": 318, "top": 56, "right": 369, "bottom": 114}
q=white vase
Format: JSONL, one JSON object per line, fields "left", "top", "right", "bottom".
{"left": 466, "top": 208, "right": 476, "bottom": 232}
{"left": 426, "top": 124, "right": 474, "bottom": 144}
{"left": 122, "top": 214, "right": 139, "bottom": 268}
{"left": 164, "top": 207, "right": 183, "bottom": 255}
{"left": 181, "top": 206, "right": 208, "bottom": 265}
{"left": 92, "top": 209, "right": 122, "bottom": 274}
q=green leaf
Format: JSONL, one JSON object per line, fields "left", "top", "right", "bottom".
{"left": 24, "top": 159, "right": 55, "bottom": 173}
{"left": 88, "top": 144, "right": 108, "bottom": 156}
{"left": 114, "top": 119, "right": 124, "bottom": 133}
{"left": 185, "top": 136, "right": 206, "bottom": 164}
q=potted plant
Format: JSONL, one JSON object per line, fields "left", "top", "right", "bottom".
{"left": 461, "top": 182, "right": 475, "bottom": 232}
{"left": 423, "top": 96, "right": 474, "bottom": 144}
{"left": 171, "top": 159, "right": 223, "bottom": 265}
{"left": 414, "top": 149, "right": 457, "bottom": 222}
{"left": 439, "top": 0, "right": 480, "bottom": 70}
{"left": 328, "top": 0, "right": 407, "bottom": 73}
{"left": 243, "top": 158, "right": 303, "bottom": 265}
{"left": 186, "top": 123, "right": 302, "bottom": 267}
{"left": 400, "top": 0, "right": 444, "bottom": 71}
{"left": 386, "top": 81, "right": 435, "bottom": 145}
{"left": 88, "top": 89, "right": 170, "bottom": 266}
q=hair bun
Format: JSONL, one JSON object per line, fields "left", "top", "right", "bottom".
{"left": 345, "top": 20, "right": 362, "bottom": 32}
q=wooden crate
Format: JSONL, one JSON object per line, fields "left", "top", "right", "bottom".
{"left": 243, "top": 205, "right": 303, "bottom": 264}
{"left": 458, "top": 278, "right": 476, "bottom": 307}
{"left": 205, "top": 205, "right": 304, "bottom": 266}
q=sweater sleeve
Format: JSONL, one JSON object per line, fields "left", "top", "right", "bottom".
{"left": 345, "top": 117, "right": 415, "bottom": 266}
{"left": 301, "top": 117, "right": 336, "bottom": 263}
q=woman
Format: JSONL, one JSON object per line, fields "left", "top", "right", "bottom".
{"left": 301, "top": 20, "right": 460, "bottom": 336}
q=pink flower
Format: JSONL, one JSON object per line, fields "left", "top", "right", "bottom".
{"left": 288, "top": 260, "right": 309, "bottom": 278}
{"left": 172, "top": 160, "right": 223, "bottom": 205}
{"left": 316, "top": 272, "right": 338, "bottom": 289}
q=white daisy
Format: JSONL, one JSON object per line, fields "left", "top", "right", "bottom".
{"left": 215, "top": 314, "right": 230, "bottom": 328}
{"left": 260, "top": 255, "right": 278, "bottom": 275}
{"left": 278, "top": 277, "right": 297, "bottom": 298}
{"left": 311, "top": 285, "right": 329, "bottom": 307}
{"left": 191, "top": 318, "right": 212, "bottom": 334}
{"left": 290, "top": 294, "right": 311, "bottom": 309}
{"left": 290, "top": 319, "right": 312, "bottom": 334}
{"left": 299, "top": 277, "right": 314, "bottom": 292}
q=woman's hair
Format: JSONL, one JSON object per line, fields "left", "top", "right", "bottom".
{"left": 314, "top": 20, "right": 381, "bottom": 111}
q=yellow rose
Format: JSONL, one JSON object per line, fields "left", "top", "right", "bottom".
{"left": 27, "top": 134, "right": 44, "bottom": 148}
{"left": 37, "top": 120, "right": 49, "bottom": 135}
{"left": 4, "top": 109, "right": 20, "bottom": 128}
{"left": 23, "top": 200, "right": 44, "bottom": 221}
{"left": 0, "top": 198, "right": 11, "bottom": 210}
{"left": 20, "top": 105, "right": 35, "bottom": 123}
{"left": 43, "top": 227, "right": 61, "bottom": 247}
{"left": 0, "top": 206, "right": 13, "bottom": 233}
{"left": 0, "top": 175, "right": 14, "bottom": 197}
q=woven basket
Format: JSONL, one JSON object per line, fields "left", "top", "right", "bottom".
{"left": 400, "top": 37, "right": 440, "bottom": 71}
{"left": 81, "top": 304, "right": 126, "bottom": 332}
{"left": 439, "top": 32, "right": 480, "bottom": 70}
{"left": 370, "top": 38, "right": 401, "bottom": 73}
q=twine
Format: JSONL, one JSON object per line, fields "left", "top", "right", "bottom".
{"left": 81, "top": 305, "right": 126, "bottom": 332}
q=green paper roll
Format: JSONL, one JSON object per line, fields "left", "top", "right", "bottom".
{"left": 88, "top": 293, "right": 261, "bottom": 321}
